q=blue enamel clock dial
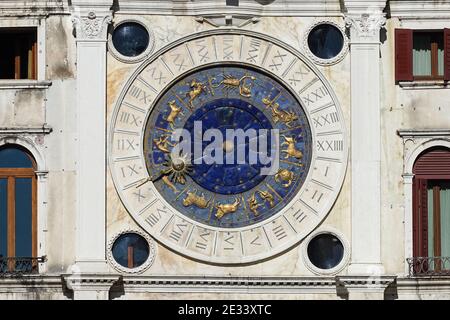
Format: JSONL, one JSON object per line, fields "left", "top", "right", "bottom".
{"left": 144, "top": 65, "right": 312, "bottom": 228}
{"left": 184, "top": 98, "right": 273, "bottom": 195}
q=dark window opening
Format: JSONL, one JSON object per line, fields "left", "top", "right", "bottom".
{"left": 111, "top": 233, "right": 150, "bottom": 269}
{"left": 112, "top": 23, "right": 149, "bottom": 58}
{"left": 395, "top": 28, "right": 450, "bottom": 82}
{"left": 0, "top": 28, "right": 37, "bottom": 80}
{"left": 307, "top": 24, "right": 344, "bottom": 60}
{"left": 307, "top": 233, "right": 344, "bottom": 270}
{"left": 226, "top": 0, "right": 239, "bottom": 6}
{"left": 413, "top": 31, "right": 444, "bottom": 80}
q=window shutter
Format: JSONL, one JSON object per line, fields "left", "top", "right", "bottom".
{"left": 413, "top": 178, "right": 429, "bottom": 258}
{"left": 395, "top": 29, "right": 413, "bottom": 82}
{"left": 444, "top": 28, "right": 450, "bottom": 81}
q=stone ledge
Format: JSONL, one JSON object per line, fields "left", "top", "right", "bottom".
{"left": 398, "top": 81, "right": 449, "bottom": 90}
{"left": 0, "top": 126, "right": 53, "bottom": 135}
{"left": 0, "top": 80, "right": 52, "bottom": 90}
{"left": 397, "top": 129, "right": 450, "bottom": 138}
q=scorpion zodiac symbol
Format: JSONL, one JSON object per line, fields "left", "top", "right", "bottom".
{"left": 211, "top": 74, "right": 256, "bottom": 97}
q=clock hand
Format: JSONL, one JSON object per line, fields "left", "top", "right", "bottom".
{"left": 135, "top": 170, "right": 167, "bottom": 188}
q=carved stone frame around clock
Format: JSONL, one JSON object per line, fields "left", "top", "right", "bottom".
{"left": 108, "top": 29, "right": 349, "bottom": 265}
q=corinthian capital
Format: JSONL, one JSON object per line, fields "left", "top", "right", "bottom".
{"left": 345, "top": 13, "right": 386, "bottom": 39}
{"left": 72, "top": 11, "right": 112, "bottom": 41}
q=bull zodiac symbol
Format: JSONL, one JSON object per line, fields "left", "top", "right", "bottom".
{"left": 211, "top": 74, "right": 256, "bottom": 97}
{"left": 183, "top": 191, "right": 211, "bottom": 209}
{"left": 215, "top": 198, "right": 240, "bottom": 219}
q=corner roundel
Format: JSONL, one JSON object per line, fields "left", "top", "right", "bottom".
{"left": 109, "top": 29, "right": 348, "bottom": 264}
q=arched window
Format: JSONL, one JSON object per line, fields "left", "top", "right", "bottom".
{"left": 0, "top": 145, "right": 37, "bottom": 273}
{"left": 413, "top": 147, "right": 450, "bottom": 273}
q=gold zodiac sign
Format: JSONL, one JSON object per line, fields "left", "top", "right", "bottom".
{"left": 162, "top": 175, "right": 179, "bottom": 193}
{"left": 156, "top": 153, "right": 193, "bottom": 194}
{"left": 183, "top": 191, "right": 211, "bottom": 209}
{"left": 257, "top": 190, "right": 275, "bottom": 208}
{"left": 215, "top": 198, "right": 240, "bottom": 219}
{"left": 165, "top": 100, "right": 184, "bottom": 129}
{"left": 262, "top": 96, "right": 298, "bottom": 128}
{"left": 274, "top": 168, "right": 295, "bottom": 188}
{"left": 248, "top": 193, "right": 263, "bottom": 216}
{"left": 211, "top": 75, "right": 256, "bottom": 97}
{"left": 187, "top": 79, "right": 207, "bottom": 110}
{"left": 153, "top": 135, "right": 174, "bottom": 153}
{"left": 160, "top": 153, "right": 192, "bottom": 185}
{"left": 281, "top": 135, "right": 303, "bottom": 160}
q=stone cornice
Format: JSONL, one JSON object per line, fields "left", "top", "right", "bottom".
{"left": 63, "top": 274, "right": 120, "bottom": 291}
{"left": 389, "top": 0, "right": 450, "bottom": 19}
{"left": 115, "top": 275, "right": 338, "bottom": 294}
{"left": 0, "top": 0, "right": 67, "bottom": 13}
{"left": 343, "top": 0, "right": 387, "bottom": 14}
{"left": 110, "top": 0, "right": 344, "bottom": 17}
{"left": 397, "top": 129, "right": 450, "bottom": 138}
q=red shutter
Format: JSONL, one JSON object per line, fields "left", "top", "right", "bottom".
{"left": 413, "top": 147, "right": 450, "bottom": 178}
{"left": 413, "top": 178, "right": 428, "bottom": 257}
{"left": 444, "top": 28, "right": 450, "bottom": 81}
{"left": 412, "top": 147, "right": 450, "bottom": 258}
{"left": 395, "top": 29, "right": 413, "bottom": 82}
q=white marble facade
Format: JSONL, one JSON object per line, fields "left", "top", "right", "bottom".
{"left": 0, "top": 0, "right": 450, "bottom": 300}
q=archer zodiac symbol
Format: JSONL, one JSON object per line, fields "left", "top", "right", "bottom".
{"left": 274, "top": 168, "right": 295, "bottom": 188}
{"left": 215, "top": 198, "right": 240, "bottom": 219}
{"left": 281, "top": 135, "right": 303, "bottom": 160}
{"left": 165, "top": 100, "right": 184, "bottom": 129}
{"left": 183, "top": 191, "right": 211, "bottom": 209}
{"left": 186, "top": 79, "right": 207, "bottom": 110}
{"left": 211, "top": 74, "right": 256, "bottom": 97}
{"left": 262, "top": 96, "right": 298, "bottom": 128}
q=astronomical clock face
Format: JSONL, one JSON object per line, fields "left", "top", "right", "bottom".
{"left": 109, "top": 30, "right": 348, "bottom": 264}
